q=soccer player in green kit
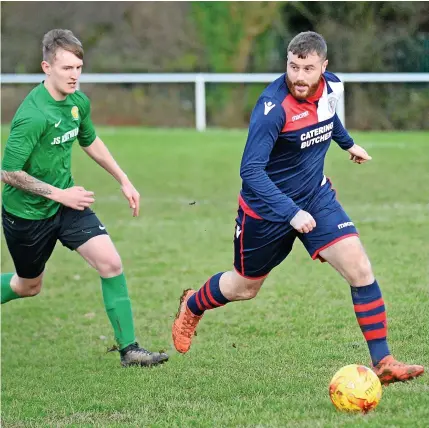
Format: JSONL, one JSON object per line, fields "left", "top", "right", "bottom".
{"left": 1, "top": 29, "right": 169, "bottom": 367}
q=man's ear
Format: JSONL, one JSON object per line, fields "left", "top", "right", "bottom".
{"left": 322, "top": 59, "right": 328, "bottom": 73}
{"left": 41, "top": 60, "right": 51, "bottom": 75}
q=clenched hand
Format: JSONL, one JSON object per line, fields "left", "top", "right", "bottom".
{"left": 57, "top": 186, "right": 95, "bottom": 210}
{"left": 290, "top": 210, "right": 316, "bottom": 233}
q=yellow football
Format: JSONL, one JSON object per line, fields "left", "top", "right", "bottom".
{"left": 329, "top": 364, "right": 382, "bottom": 413}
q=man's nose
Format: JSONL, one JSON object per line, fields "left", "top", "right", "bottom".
{"left": 296, "top": 69, "right": 306, "bottom": 81}
{"left": 70, "top": 69, "right": 80, "bottom": 80}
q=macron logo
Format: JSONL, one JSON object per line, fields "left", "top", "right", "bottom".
{"left": 264, "top": 101, "right": 276, "bottom": 115}
{"left": 338, "top": 221, "right": 354, "bottom": 230}
{"left": 292, "top": 111, "right": 309, "bottom": 122}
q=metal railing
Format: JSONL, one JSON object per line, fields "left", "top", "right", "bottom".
{"left": 2, "top": 72, "right": 428, "bottom": 130}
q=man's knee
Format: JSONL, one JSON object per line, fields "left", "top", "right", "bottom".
{"left": 95, "top": 253, "right": 123, "bottom": 278}
{"left": 25, "top": 282, "right": 42, "bottom": 296}
{"left": 230, "top": 272, "right": 266, "bottom": 300}
{"left": 321, "top": 237, "right": 374, "bottom": 286}
{"left": 77, "top": 235, "right": 123, "bottom": 277}
{"left": 241, "top": 285, "right": 260, "bottom": 300}
{"left": 346, "top": 256, "right": 374, "bottom": 286}
{"left": 12, "top": 274, "right": 43, "bottom": 297}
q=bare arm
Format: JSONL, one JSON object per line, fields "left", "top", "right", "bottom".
{"left": 82, "top": 136, "right": 141, "bottom": 216}
{"left": 1, "top": 170, "right": 95, "bottom": 210}
{"left": 1, "top": 170, "right": 61, "bottom": 200}
{"left": 82, "top": 136, "right": 128, "bottom": 184}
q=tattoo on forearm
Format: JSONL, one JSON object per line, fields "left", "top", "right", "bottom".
{"left": 1, "top": 171, "right": 53, "bottom": 197}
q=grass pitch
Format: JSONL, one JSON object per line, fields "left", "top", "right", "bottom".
{"left": 2, "top": 128, "right": 428, "bottom": 427}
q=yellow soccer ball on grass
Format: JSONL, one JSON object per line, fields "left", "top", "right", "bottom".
{"left": 329, "top": 364, "right": 382, "bottom": 413}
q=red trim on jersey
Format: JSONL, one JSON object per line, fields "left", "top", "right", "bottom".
{"left": 281, "top": 78, "right": 325, "bottom": 133}
{"left": 238, "top": 194, "right": 262, "bottom": 219}
{"left": 281, "top": 94, "right": 318, "bottom": 132}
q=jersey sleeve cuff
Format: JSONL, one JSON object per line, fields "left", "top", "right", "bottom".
{"left": 339, "top": 140, "right": 355, "bottom": 150}
{"left": 78, "top": 133, "right": 97, "bottom": 147}
{"left": 285, "top": 206, "right": 301, "bottom": 223}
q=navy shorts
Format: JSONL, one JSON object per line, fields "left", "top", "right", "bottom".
{"left": 233, "top": 180, "right": 358, "bottom": 279}
{"left": 2, "top": 206, "right": 108, "bottom": 279}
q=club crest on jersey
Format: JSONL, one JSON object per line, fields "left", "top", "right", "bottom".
{"left": 71, "top": 106, "right": 79, "bottom": 120}
{"left": 328, "top": 95, "right": 337, "bottom": 114}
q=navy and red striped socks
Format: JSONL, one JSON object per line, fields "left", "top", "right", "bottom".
{"left": 187, "top": 272, "right": 230, "bottom": 316}
{"left": 188, "top": 276, "right": 390, "bottom": 365}
{"left": 351, "top": 280, "right": 390, "bottom": 365}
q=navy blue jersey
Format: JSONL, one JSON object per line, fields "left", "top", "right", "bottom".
{"left": 239, "top": 72, "right": 354, "bottom": 223}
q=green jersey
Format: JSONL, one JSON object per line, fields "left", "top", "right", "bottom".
{"left": 2, "top": 83, "right": 97, "bottom": 219}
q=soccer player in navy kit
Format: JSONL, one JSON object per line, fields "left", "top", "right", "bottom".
{"left": 172, "top": 31, "right": 424, "bottom": 384}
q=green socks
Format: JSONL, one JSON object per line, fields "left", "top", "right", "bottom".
{"left": 101, "top": 273, "right": 136, "bottom": 350}
{"left": 3, "top": 272, "right": 137, "bottom": 350}
{"left": 1, "top": 273, "right": 20, "bottom": 304}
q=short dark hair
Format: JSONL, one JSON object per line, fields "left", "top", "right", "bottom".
{"left": 42, "top": 29, "right": 83, "bottom": 63}
{"left": 287, "top": 31, "right": 327, "bottom": 60}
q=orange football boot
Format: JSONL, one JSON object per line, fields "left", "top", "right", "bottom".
{"left": 373, "top": 355, "right": 424, "bottom": 385}
{"left": 172, "top": 289, "right": 203, "bottom": 353}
